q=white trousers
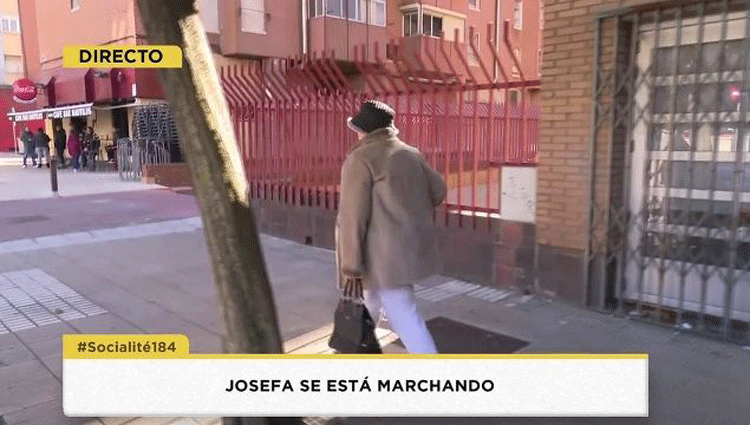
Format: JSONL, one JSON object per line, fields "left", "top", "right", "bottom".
{"left": 363, "top": 286, "right": 438, "bottom": 354}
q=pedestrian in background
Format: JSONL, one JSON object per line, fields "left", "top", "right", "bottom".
{"left": 20, "top": 126, "right": 36, "bottom": 168}
{"left": 335, "top": 100, "right": 447, "bottom": 354}
{"left": 33, "top": 127, "right": 51, "bottom": 168}
{"left": 54, "top": 125, "right": 67, "bottom": 168}
{"left": 67, "top": 127, "right": 82, "bottom": 171}
{"left": 83, "top": 127, "right": 101, "bottom": 171}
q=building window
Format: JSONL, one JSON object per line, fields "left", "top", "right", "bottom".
{"left": 537, "top": 49, "right": 542, "bottom": 75}
{"left": 512, "top": 47, "right": 521, "bottom": 75}
{"left": 346, "top": 0, "right": 367, "bottom": 22}
{"left": 0, "top": 17, "right": 18, "bottom": 33}
{"left": 468, "top": 32, "right": 480, "bottom": 65}
{"left": 313, "top": 0, "right": 384, "bottom": 25}
{"left": 422, "top": 14, "right": 442, "bottom": 37}
{"left": 370, "top": 0, "right": 386, "bottom": 26}
{"left": 469, "top": 0, "right": 479, "bottom": 10}
{"left": 513, "top": 0, "right": 522, "bottom": 30}
{"left": 5, "top": 56, "right": 22, "bottom": 74}
{"left": 508, "top": 89, "right": 519, "bottom": 105}
{"left": 404, "top": 12, "right": 418, "bottom": 36}
{"left": 240, "top": 0, "right": 265, "bottom": 34}
{"left": 404, "top": 11, "right": 442, "bottom": 37}
{"left": 70, "top": 0, "right": 81, "bottom": 10}
{"left": 326, "top": 0, "right": 342, "bottom": 17}
{"left": 310, "top": 0, "right": 321, "bottom": 17}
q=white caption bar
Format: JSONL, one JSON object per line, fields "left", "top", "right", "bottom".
{"left": 63, "top": 357, "right": 648, "bottom": 417}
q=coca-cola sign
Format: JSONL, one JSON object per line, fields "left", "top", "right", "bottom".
{"left": 12, "top": 78, "right": 37, "bottom": 104}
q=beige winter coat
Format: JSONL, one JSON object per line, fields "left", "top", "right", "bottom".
{"left": 335, "top": 127, "right": 447, "bottom": 290}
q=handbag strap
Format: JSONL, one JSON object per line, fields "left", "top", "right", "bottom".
{"left": 340, "top": 276, "right": 364, "bottom": 303}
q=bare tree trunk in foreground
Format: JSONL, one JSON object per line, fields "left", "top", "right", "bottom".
{"left": 136, "top": 2, "right": 302, "bottom": 424}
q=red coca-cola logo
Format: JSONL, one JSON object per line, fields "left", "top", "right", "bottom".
{"left": 12, "top": 78, "right": 37, "bottom": 103}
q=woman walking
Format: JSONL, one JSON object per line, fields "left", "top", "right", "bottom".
{"left": 20, "top": 126, "right": 36, "bottom": 168}
{"left": 67, "top": 128, "right": 82, "bottom": 171}
{"left": 336, "top": 100, "right": 447, "bottom": 354}
{"left": 54, "top": 125, "right": 67, "bottom": 168}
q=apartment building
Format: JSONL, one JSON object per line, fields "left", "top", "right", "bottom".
{"left": 0, "top": 0, "right": 21, "bottom": 85}
{"left": 12, "top": 0, "right": 541, "bottom": 145}
{"left": 0, "top": 0, "right": 28, "bottom": 151}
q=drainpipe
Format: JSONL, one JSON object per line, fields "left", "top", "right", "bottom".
{"left": 495, "top": 0, "right": 501, "bottom": 82}
{"left": 301, "top": 0, "right": 308, "bottom": 54}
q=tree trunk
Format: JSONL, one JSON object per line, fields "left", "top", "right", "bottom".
{"left": 135, "top": 2, "right": 302, "bottom": 424}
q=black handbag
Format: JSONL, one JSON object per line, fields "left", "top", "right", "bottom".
{"left": 328, "top": 277, "right": 382, "bottom": 354}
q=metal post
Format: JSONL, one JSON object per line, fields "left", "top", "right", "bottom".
{"left": 50, "top": 157, "right": 58, "bottom": 195}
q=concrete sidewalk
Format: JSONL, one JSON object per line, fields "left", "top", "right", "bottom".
{"left": 0, "top": 176, "right": 750, "bottom": 425}
{"left": 0, "top": 152, "right": 162, "bottom": 201}
{"left": 0, "top": 219, "right": 747, "bottom": 424}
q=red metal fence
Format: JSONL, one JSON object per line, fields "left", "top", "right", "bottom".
{"left": 221, "top": 22, "right": 540, "bottom": 229}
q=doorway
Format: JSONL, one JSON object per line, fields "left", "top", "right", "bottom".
{"left": 112, "top": 107, "right": 129, "bottom": 139}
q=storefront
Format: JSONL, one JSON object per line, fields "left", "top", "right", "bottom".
{"left": 6, "top": 66, "right": 165, "bottom": 156}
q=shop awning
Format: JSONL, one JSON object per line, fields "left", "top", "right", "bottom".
{"left": 54, "top": 68, "right": 90, "bottom": 105}
{"left": 7, "top": 103, "right": 93, "bottom": 122}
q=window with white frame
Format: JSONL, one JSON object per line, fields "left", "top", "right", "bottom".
{"left": 70, "top": 0, "right": 81, "bottom": 10}
{"left": 537, "top": 49, "right": 542, "bottom": 75}
{"left": 370, "top": 0, "right": 386, "bottom": 26}
{"left": 312, "top": 0, "right": 384, "bottom": 25}
{"left": 241, "top": 0, "right": 265, "bottom": 34}
{"left": 468, "top": 32, "right": 480, "bottom": 65}
{"left": 310, "top": 0, "right": 322, "bottom": 17}
{"left": 514, "top": 0, "right": 522, "bottom": 30}
{"left": 0, "top": 16, "right": 18, "bottom": 33}
{"left": 403, "top": 11, "right": 442, "bottom": 37}
{"left": 469, "top": 0, "right": 479, "bottom": 10}
{"left": 5, "top": 55, "right": 22, "bottom": 74}
{"left": 423, "top": 14, "right": 442, "bottom": 37}
{"left": 326, "top": 0, "right": 342, "bottom": 17}
{"left": 347, "top": 0, "right": 367, "bottom": 22}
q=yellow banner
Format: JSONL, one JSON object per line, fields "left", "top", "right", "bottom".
{"left": 63, "top": 334, "right": 650, "bottom": 360}
{"left": 63, "top": 334, "right": 190, "bottom": 359}
{"left": 63, "top": 45, "right": 182, "bottom": 68}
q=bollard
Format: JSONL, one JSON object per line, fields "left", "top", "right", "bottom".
{"left": 50, "top": 157, "right": 58, "bottom": 196}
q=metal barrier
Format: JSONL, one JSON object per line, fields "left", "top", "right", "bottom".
{"left": 117, "top": 137, "right": 171, "bottom": 181}
{"left": 118, "top": 104, "right": 180, "bottom": 181}
{"left": 588, "top": 0, "right": 750, "bottom": 343}
{"left": 220, "top": 21, "right": 541, "bottom": 230}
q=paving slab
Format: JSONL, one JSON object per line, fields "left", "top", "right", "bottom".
{"left": 0, "top": 189, "right": 747, "bottom": 424}
{"left": 0, "top": 359, "right": 61, "bottom": 416}
{"left": 1, "top": 398, "right": 100, "bottom": 425}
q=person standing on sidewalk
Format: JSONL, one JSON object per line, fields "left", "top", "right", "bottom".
{"left": 336, "top": 100, "right": 447, "bottom": 354}
{"left": 67, "top": 127, "right": 82, "bottom": 171}
{"left": 83, "top": 127, "right": 101, "bottom": 171}
{"left": 54, "top": 125, "right": 67, "bottom": 168}
{"left": 20, "top": 126, "right": 36, "bottom": 168}
{"left": 33, "top": 127, "right": 51, "bottom": 168}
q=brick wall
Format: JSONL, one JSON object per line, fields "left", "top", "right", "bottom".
{"left": 538, "top": 0, "right": 660, "bottom": 304}
{"left": 251, "top": 197, "right": 537, "bottom": 292}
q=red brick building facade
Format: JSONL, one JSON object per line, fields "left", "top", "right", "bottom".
{"left": 540, "top": 0, "right": 750, "bottom": 339}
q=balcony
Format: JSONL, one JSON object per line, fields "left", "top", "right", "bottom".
{"left": 308, "top": 16, "right": 388, "bottom": 63}
{"left": 387, "top": 35, "right": 469, "bottom": 77}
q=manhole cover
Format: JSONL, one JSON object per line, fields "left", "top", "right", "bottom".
{"left": 2, "top": 215, "right": 49, "bottom": 225}
{"left": 393, "top": 317, "right": 529, "bottom": 354}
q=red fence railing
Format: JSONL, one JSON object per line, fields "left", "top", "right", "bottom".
{"left": 221, "top": 21, "right": 540, "bottom": 230}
